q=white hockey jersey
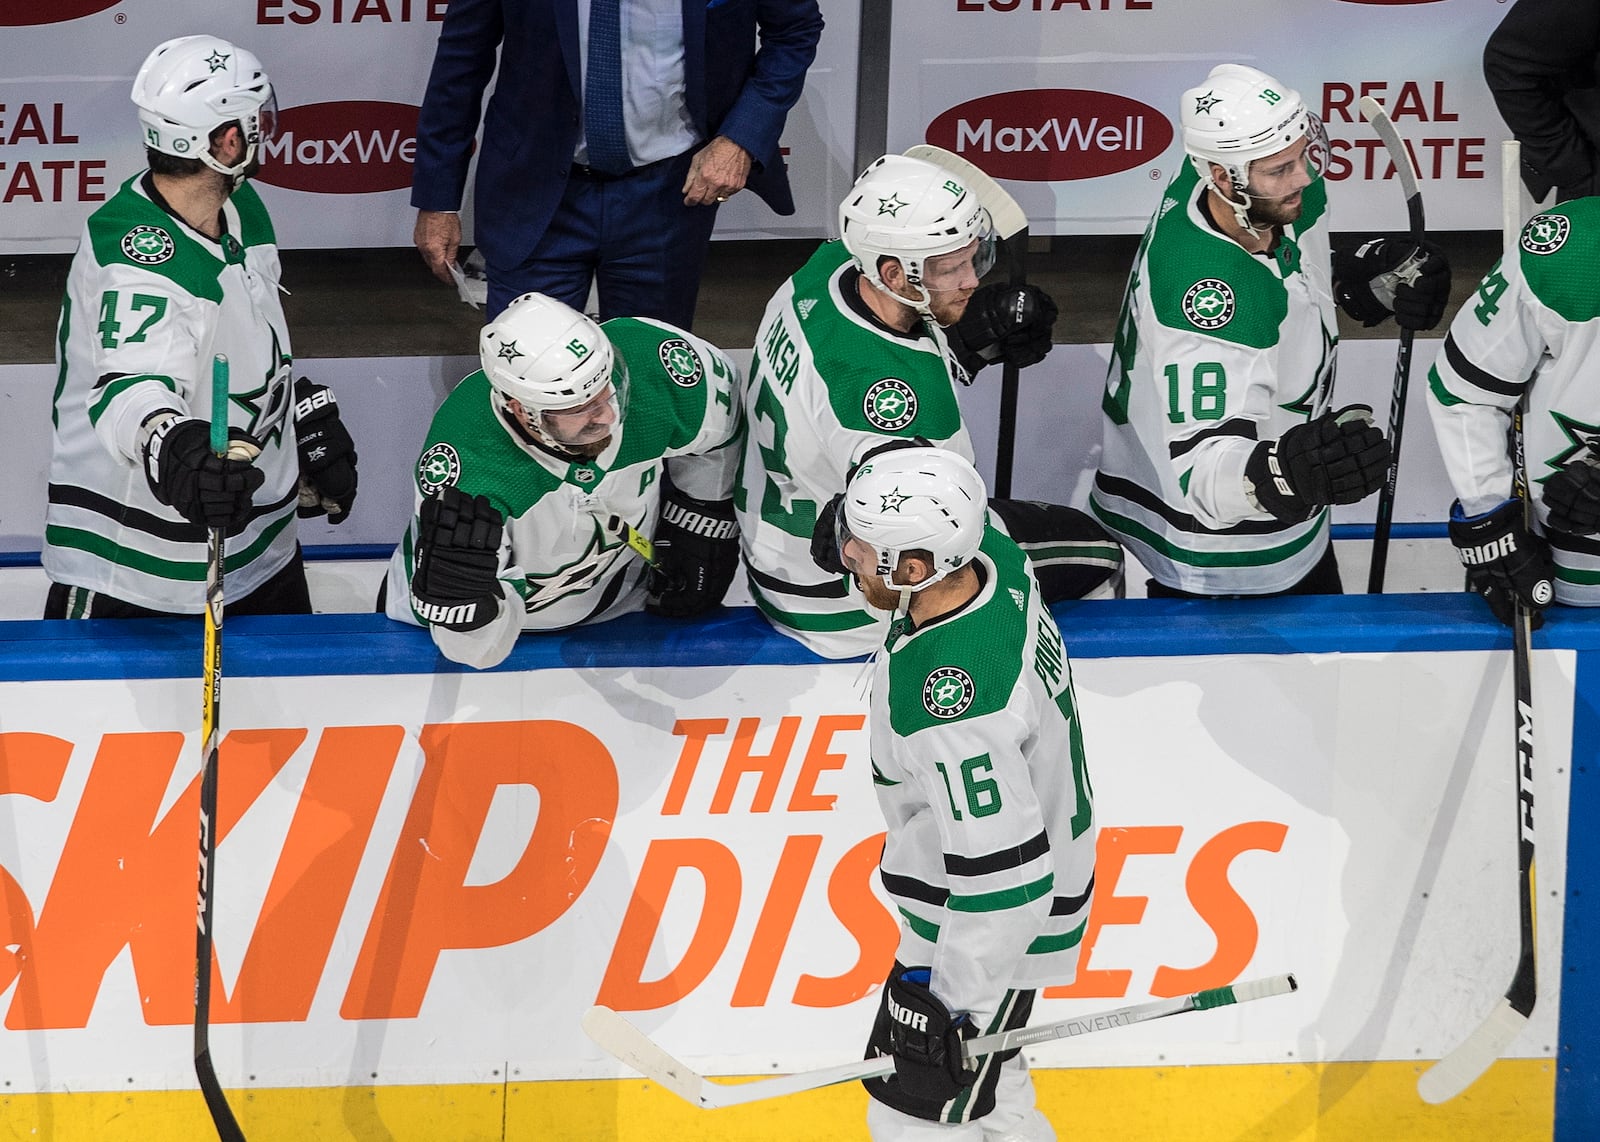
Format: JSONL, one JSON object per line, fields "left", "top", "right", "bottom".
{"left": 1091, "top": 163, "right": 1339, "bottom": 594}
{"left": 1429, "top": 198, "right": 1600, "bottom": 605}
{"left": 44, "top": 174, "right": 300, "bottom": 612}
{"left": 386, "top": 317, "right": 742, "bottom": 667}
{"left": 869, "top": 523, "right": 1096, "bottom": 1022}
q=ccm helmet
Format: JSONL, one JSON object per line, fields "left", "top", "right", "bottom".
{"left": 1180, "top": 65, "right": 1327, "bottom": 223}
{"left": 479, "top": 292, "right": 627, "bottom": 447}
{"left": 839, "top": 154, "right": 996, "bottom": 313}
{"left": 839, "top": 445, "right": 987, "bottom": 594}
{"left": 132, "top": 36, "right": 276, "bottom": 185}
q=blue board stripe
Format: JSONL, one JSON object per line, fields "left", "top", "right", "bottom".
{"left": 1558, "top": 649, "right": 1600, "bottom": 1141}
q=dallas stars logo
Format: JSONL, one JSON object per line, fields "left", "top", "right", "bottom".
{"left": 877, "top": 193, "right": 909, "bottom": 218}
{"left": 922, "top": 666, "right": 975, "bottom": 720}
{"left": 862, "top": 378, "right": 917, "bottom": 431}
{"left": 658, "top": 337, "right": 704, "bottom": 388}
{"left": 522, "top": 519, "right": 626, "bottom": 612}
{"left": 497, "top": 340, "right": 524, "bottom": 363}
{"left": 1192, "top": 91, "right": 1223, "bottom": 116}
{"left": 418, "top": 442, "right": 462, "bottom": 494}
{"left": 225, "top": 331, "right": 293, "bottom": 449}
{"left": 1181, "top": 278, "right": 1235, "bottom": 330}
{"left": 1543, "top": 412, "right": 1600, "bottom": 483}
{"left": 879, "top": 488, "right": 909, "bottom": 512}
{"left": 120, "top": 225, "right": 175, "bottom": 265}
{"left": 1522, "top": 213, "right": 1571, "bottom": 255}
{"left": 205, "top": 51, "right": 230, "bottom": 73}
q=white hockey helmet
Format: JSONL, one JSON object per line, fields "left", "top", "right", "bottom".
{"left": 480, "top": 292, "right": 627, "bottom": 448}
{"left": 1180, "top": 64, "right": 1328, "bottom": 201}
{"left": 132, "top": 36, "right": 277, "bottom": 185}
{"left": 838, "top": 154, "right": 997, "bottom": 312}
{"left": 838, "top": 445, "right": 987, "bottom": 594}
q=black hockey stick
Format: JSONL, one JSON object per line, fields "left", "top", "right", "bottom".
{"left": 1360, "top": 95, "right": 1425, "bottom": 594}
{"left": 585, "top": 973, "right": 1297, "bottom": 1110}
{"left": 195, "top": 354, "right": 247, "bottom": 1142}
{"left": 902, "top": 145, "right": 1031, "bottom": 497}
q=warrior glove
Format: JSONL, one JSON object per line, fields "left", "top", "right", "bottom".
{"left": 1333, "top": 237, "right": 1452, "bottom": 331}
{"left": 293, "top": 376, "right": 359, "bottom": 524}
{"left": 141, "top": 412, "right": 264, "bottom": 534}
{"left": 1244, "top": 405, "right": 1390, "bottom": 522}
{"left": 1449, "top": 498, "right": 1555, "bottom": 628}
{"left": 410, "top": 485, "right": 505, "bottom": 632}
{"left": 1543, "top": 455, "right": 1600, "bottom": 536}
{"left": 946, "top": 283, "right": 1059, "bottom": 382}
{"left": 811, "top": 492, "right": 848, "bottom": 576}
{"left": 645, "top": 478, "right": 740, "bottom": 618}
{"left": 885, "top": 968, "right": 977, "bottom": 1104}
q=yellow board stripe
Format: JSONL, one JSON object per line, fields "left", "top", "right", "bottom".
{"left": 0, "top": 1060, "right": 1551, "bottom": 1140}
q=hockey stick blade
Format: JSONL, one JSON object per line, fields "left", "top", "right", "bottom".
{"left": 584, "top": 973, "right": 1296, "bottom": 1110}
{"left": 1417, "top": 998, "right": 1529, "bottom": 1104}
{"left": 902, "top": 144, "right": 1028, "bottom": 242}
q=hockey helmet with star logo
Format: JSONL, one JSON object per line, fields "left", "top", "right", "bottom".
{"left": 838, "top": 154, "right": 997, "bottom": 311}
{"left": 1180, "top": 64, "right": 1328, "bottom": 197}
{"left": 132, "top": 36, "right": 277, "bottom": 185}
{"left": 479, "top": 292, "right": 629, "bottom": 445}
{"left": 837, "top": 444, "right": 988, "bottom": 593}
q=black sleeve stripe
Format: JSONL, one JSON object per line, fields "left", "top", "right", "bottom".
{"left": 1443, "top": 332, "right": 1525, "bottom": 398}
{"left": 945, "top": 829, "right": 1051, "bottom": 878}
{"left": 91, "top": 371, "right": 132, "bottom": 392}
{"left": 879, "top": 870, "right": 948, "bottom": 906}
{"left": 1092, "top": 472, "right": 1295, "bottom": 536}
{"left": 1169, "top": 417, "right": 1257, "bottom": 460}
{"left": 746, "top": 563, "right": 850, "bottom": 599}
{"left": 48, "top": 481, "right": 297, "bottom": 542}
{"left": 1051, "top": 872, "right": 1095, "bottom": 915}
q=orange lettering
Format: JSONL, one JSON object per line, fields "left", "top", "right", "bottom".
{"left": 0, "top": 734, "right": 73, "bottom": 998}
{"left": 731, "top": 834, "right": 821, "bottom": 1006}
{"left": 793, "top": 832, "right": 896, "bottom": 1007}
{"left": 709, "top": 717, "right": 799, "bottom": 814}
{"left": 787, "top": 715, "right": 863, "bottom": 812}
{"left": 662, "top": 719, "right": 727, "bottom": 815}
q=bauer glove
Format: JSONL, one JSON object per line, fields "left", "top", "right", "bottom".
{"left": 884, "top": 967, "right": 977, "bottom": 1105}
{"left": 1244, "top": 405, "right": 1391, "bottom": 522}
{"left": 293, "top": 376, "right": 359, "bottom": 524}
{"left": 946, "top": 283, "right": 1059, "bottom": 381}
{"left": 1333, "top": 237, "right": 1452, "bottom": 331}
{"left": 141, "top": 412, "right": 264, "bottom": 534}
{"left": 410, "top": 485, "right": 505, "bottom": 631}
{"left": 645, "top": 477, "right": 740, "bottom": 618}
{"left": 1449, "top": 498, "right": 1555, "bottom": 628}
{"left": 1542, "top": 454, "right": 1600, "bottom": 536}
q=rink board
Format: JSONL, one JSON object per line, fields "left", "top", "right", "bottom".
{"left": 0, "top": 595, "right": 1590, "bottom": 1140}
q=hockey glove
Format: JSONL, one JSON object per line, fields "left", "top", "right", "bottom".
{"left": 141, "top": 413, "right": 265, "bottom": 534}
{"left": 885, "top": 968, "right": 977, "bottom": 1105}
{"left": 293, "top": 376, "right": 359, "bottom": 524}
{"left": 1244, "top": 405, "right": 1391, "bottom": 522}
{"left": 946, "top": 283, "right": 1059, "bottom": 381}
{"left": 1543, "top": 455, "right": 1600, "bottom": 536}
{"left": 410, "top": 485, "right": 505, "bottom": 632}
{"left": 645, "top": 479, "right": 740, "bottom": 618}
{"left": 1333, "top": 238, "right": 1452, "bottom": 331}
{"left": 810, "top": 492, "right": 848, "bottom": 575}
{"left": 1449, "top": 498, "right": 1555, "bottom": 628}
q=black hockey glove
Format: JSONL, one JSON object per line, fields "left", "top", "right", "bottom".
{"left": 810, "top": 492, "right": 848, "bottom": 576}
{"left": 645, "top": 479, "right": 740, "bottom": 618}
{"left": 1449, "top": 498, "right": 1555, "bottom": 628}
{"left": 1543, "top": 455, "right": 1600, "bottom": 536}
{"left": 1244, "top": 405, "right": 1391, "bottom": 522}
{"left": 410, "top": 485, "right": 505, "bottom": 632}
{"left": 946, "top": 283, "right": 1059, "bottom": 382}
{"left": 293, "top": 376, "right": 359, "bottom": 524}
{"left": 1333, "top": 238, "right": 1452, "bottom": 331}
{"left": 141, "top": 413, "right": 265, "bottom": 534}
{"left": 885, "top": 968, "right": 977, "bottom": 1104}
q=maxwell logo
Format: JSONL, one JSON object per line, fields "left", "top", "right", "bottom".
{"left": 254, "top": 101, "right": 419, "bottom": 195}
{"left": 926, "top": 90, "right": 1172, "bottom": 182}
{"left": 0, "top": 0, "right": 120, "bottom": 25}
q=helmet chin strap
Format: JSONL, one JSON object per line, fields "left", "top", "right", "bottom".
{"left": 199, "top": 140, "right": 256, "bottom": 190}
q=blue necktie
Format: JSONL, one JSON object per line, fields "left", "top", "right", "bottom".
{"left": 585, "top": 0, "right": 631, "bottom": 174}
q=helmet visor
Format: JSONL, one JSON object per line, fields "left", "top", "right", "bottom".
{"left": 255, "top": 90, "right": 279, "bottom": 145}
{"left": 922, "top": 225, "right": 997, "bottom": 295}
{"left": 536, "top": 356, "right": 629, "bottom": 448}
{"left": 1242, "top": 112, "right": 1328, "bottom": 203}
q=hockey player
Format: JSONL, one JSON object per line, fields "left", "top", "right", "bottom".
{"left": 1091, "top": 64, "right": 1452, "bottom": 597}
{"left": 1426, "top": 200, "right": 1600, "bottom": 625}
{"left": 738, "top": 152, "right": 1122, "bottom": 659}
{"left": 43, "top": 35, "right": 359, "bottom": 619}
{"left": 385, "top": 291, "right": 742, "bottom": 668}
{"left": 812, "top": 444, "right": 1094, "bottom": 1141}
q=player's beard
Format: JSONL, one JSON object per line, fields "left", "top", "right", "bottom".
{"left": 557, "top": 435, "right": 611, "bottom": 461}
{"left": 928, "top": 288, "right": 975, "bottom": 328}
{"left": 1246, "top": 192, "right": 1303, "bottom": 230}
{"left": 854, "top": 572, "right": 904, "bottom": 612}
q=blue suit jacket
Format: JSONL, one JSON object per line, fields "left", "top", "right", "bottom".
{"left": 412, "top": 0, "right": 824, "bottom": 267}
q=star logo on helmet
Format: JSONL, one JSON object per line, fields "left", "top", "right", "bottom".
{"left": 497, "top": 340, "right": 524, "bottom": 363}
{"left": 880, "top": 488, "right": 909, "bottom": 512}
{"left": 1193, "top": 91, "right": 1222, "bottom": 116}
{"left": 922, "top": 667, "right": 975, "bottom": 720}
{"left": 205, "top": 51, "right": 230, "bottom": 74}
{"left": 877, "top": 193, "right": 909, "bottom": 218}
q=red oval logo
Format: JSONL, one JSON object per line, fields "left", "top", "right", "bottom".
{"left": 926, "top": 90, "right": 1173, "bottom": 182}
{"left": 253, "top": 101, "right": 420, "bottom": 195}
{"left": 0, "top": 0, "right": 121, "bottom": 26}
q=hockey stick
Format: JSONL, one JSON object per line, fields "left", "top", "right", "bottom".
{"left": 902, "top": 144, "right": 1030, "bottom": 498}
{"left": 194, "top": 354, "right": 247, "bottom": 1142}
{"left": 584, "top": 973, "right": 1297, "bottom": 1110}
{"left": 1417, "top": 142, "right": 1541, "bottom": 1104}
{"left": 1360, "top": 95, "right": 1425, "bottom": 594}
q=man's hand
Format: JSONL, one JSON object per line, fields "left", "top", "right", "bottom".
{"left": 1244, "top": 405, "right": 1390, "bottom": 522}
{"left": 410, "top": 485, "right": 506, "bottom": 632}
{"left": 414, "top": 209, "right": 462, "bottom": 285}
{"left": 141, "top": 413, "right": 264, "bottom": 534}
{"left": 293, "top": 377, "right": 358, "bottom": 524}
{"left": 1449, "top": 498, "right": 1555, "bottom": 627}
{"left": 884, "top": 967, "right": 977, "bottom": 1104}
{"left": 1333, "top": 238, "right": 1452, "bottom": 331}
{"left": 682, "top": 136, "right": 752, "bottom": 207}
